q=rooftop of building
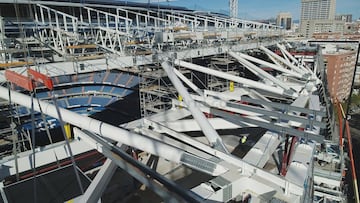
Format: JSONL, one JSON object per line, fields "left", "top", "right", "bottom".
{"left": 322, "top": 44, "right": 357, "bottom": 55}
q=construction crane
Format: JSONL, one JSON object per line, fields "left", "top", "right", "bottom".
{"left": 229, "top": 0, "right": 238, "bottom": 18}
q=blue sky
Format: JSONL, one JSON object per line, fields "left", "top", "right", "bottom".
{"left": 129, "top": 0, "right": 360, "bottom": 20}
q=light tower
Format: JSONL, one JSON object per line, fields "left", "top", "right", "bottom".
{"left": 229, "top": 0, "right": 238, "bottom": 19}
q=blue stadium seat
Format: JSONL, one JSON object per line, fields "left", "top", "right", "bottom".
{"left": 128, "top": 76, "right": 140, "bottom": 87}
{"left": 83, "top": 86, "right": 93, "bottom": 92}
{"left": 56, "top": 99, "right": 68, "bottom": 108}
{"left": 107, "top": 97, "right": 117, "bottom": 105}
{"left": 68, "top": 97, "right": 89, "bottom": 106}
{"left": 106, "top": 73, "right": 117, "bottom": 83}
{"left": 36, "top": 92, "right": 49, "bottom": 98}
{"left": 91, "top": 96, "right": 111, "bottom": 106}
{"left": 70, "top": 87, "right": 83, "bottom": 94}
{"left": 92, "top": 86, "right": 102, "bottom": 92}
{"left": 64, "top": 87, "right": 74, "bottom": 95}
{"left": 57, "top": 75, "right": 72, "bottom": 84}
{"left": 93, "top": 72, "right": 106, "bottom": 83}
{"left": 117, "top": 74, "right": 130, "bottom": 86}
{"left": 83, "top": 85, "right": 102, "bottom": 92}
{"left": 76, "top": 74, "right": 92, "bottom": 83}
{"left": 53, "top": 89, "right": 64, "bottom": 96}
{"left": 16, "top": 106, "right": 29, "bottom": 116}
{"left": 111, "top": 87, "right": 126, "bottom": 96}
{"left": 102, "top": 86, "right": 113, "bottom": 93}
{"left": 72, "top": 106, "right": 90, "bottom": 114}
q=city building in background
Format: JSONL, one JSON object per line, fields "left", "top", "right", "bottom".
{"left": 303, "top": 20, "right": 344, "bottom": 36}
{"left": 301, "top": 0, "right": 336, "bottom": 20}
{"left": 277, "top": 12, "right": 292, "bottom": 30}
{"left": 344, "top": 20, "right": 360, "bottom": 34}
{"left": 335, "top": 14, "right": 353, "bottom": 22}
{"left": 300, "top": 0, "right": 345, "bottom": 38}
{"left": 322, "top": 44, "right": 357, "bottom": 101}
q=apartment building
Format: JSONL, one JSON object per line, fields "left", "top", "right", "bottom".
{"left": 323, "top": 45, "right": 357, "bottom": 101}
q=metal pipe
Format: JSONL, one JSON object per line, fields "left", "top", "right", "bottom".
{"left": 173, "top": 68, "right": 203, "bottom": 96}
{"left": 75, "top": 129, "right": 183, "bottom": 203}
{"left": 161, "top": 61, "right": 229, "bottom": 153}
{"left": 0, "top": 86, "right": 227, "bottom": 177}
{"left": 260, "top": 46, "right": 307, "bottom": 75}
{"left": 0, "top": 86, "right": 183, "bottom": 163}
{"left": 175, "top": 59, "right": 294, "bottom": 98}
{"left": 228, "top": 51, "right": 297, "bottom": 96}
{"left": 236, "top": 52, "right": 304, "bottom": 79}
{"left": 143, "top": 119, "right": 304, "bottom": 196}
{"left": 276, "top": 43, "right": 312, "bottom": 74}
{"left": 80, "top": 158, "right": 117, "bottom": 203}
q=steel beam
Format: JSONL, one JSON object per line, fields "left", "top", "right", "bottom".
{"left": 74, "top": 128, "right": 186, "bottom": 203}
{"left": 210, "top": 108, "right": 324, "bottom": 142}
{"left": 161, "top": 60, "right": 229, "bottom": 153}
{"left": 260, "top": 46, "right": 307, "bottom": 75}
{"left": 81, "top": 158, "right": 117, "bottom": 202}
{"left": 240, "top": 96, "right": 326, "bottom": 117}
{"left": 173, "top": 68, "right": 204, "bottom": 96}
{"left": 0, "top": 86, "right": 227, "bottom": 177}
{"left": 192, "top": 93, "right": 326, "bottom": 128}
{"left": 225, "top": 99, "right": 326, "bottom": 128}
{"left": 235, "top": 52, "right": 304, "bottom": 79}
{"left": 228, "top": 51, "right": 297, "bottom": 96}
{"left": 175, "top": 59, "right": 295, "bottom": 98}
{"left": 276, "top": 43, "right": 312, "bottom": 74}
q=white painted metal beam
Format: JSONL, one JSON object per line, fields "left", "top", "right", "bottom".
{"left": 210, "top": 108, "right": 324, "bottom": 142}
{"left": 276, "top": 43, "right": 313, "bottom": 74}
{"left": 74, "top": 128, "right": 181, "bottom": 203}
{"left": 0, "top": 86, "right": 227, "bottom": 177}
{"left": 260, "top": 46, "right": 308, "bottom": 75}
{"left": 228, "top": 51, "right": 297, "bottom": 96}
{"left": 143, "top": 118, "right": 304, "bottom": 198}
{"left": 155, "top": 118, "right": 244, "bottom": 132}
{"left": 243, "top": 131, "right": 282, "bottom": 167}
{"left": 235, "top": 52, "right": 304, "bottom": 79}
{"left": 161, "top": 60, "right": 229, "bottom": 153}
{"left": 175, "top": 59, "right": 296, "bottom": 98}
{"left": 204, "top": 88, "right": 274, "bottom": 111}
{"left": 173, "top": 68, "right": 204, "bottom": 96}
{"left": 81, "top": 158, "right": 117, "bottom": 203}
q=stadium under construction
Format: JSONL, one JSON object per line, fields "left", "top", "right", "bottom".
{"left": 0, "top": 1, "right": 355, "bottom": 202}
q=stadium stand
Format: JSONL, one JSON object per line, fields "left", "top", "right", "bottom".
{"left": 10, "top": 70, "right": 140, "bottom": 118}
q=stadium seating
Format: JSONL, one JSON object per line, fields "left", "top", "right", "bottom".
{"left": 14, "top": 70, "right": 140, "bottom": 117}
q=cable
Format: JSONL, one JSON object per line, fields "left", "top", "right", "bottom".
{"left": 52, "top": 95, "right": 84, "bottom": 194}
{"left": 30, "top": 92, "right": 37, "bottom": 203}
{"left": 34, "top": 91, "right": 54, "bottom": 145}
